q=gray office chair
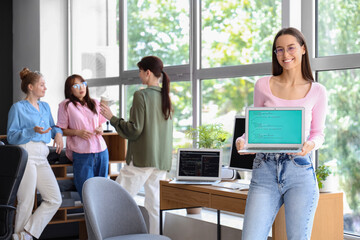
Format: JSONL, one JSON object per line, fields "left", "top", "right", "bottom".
{"left": 82, "top": 177, "right": 171, "bottom": 240}
{"left": 0, "top": 144, "right": 28, "bottom": 240}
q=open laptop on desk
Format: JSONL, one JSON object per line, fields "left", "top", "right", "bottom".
{"left": 169, "top": 148, "right": 222, "bottom": 185}
{"left": 238, "top": 107, "right": 305, "bottom": 153}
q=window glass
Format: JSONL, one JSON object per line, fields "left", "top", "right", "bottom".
{"left": 125, "top": 0, "right": 190, "bottom": 70}
{"left": 318, "top": 69, "right": 360, "bottom": 236}
{"left": 171, "top": 81, "right": 192, "bottom": 150}
{"left": 71, "top": 0, "right": 119, "bottom": 78}
{"left": 88, "top": 85, "right": 119, "bottom": 132}
{"left": 317, "top": 0, "right": 360, "bottom": 56}
{"left": 124, "top": 84, "right": 143, "bottom": 119}
{"left": 201, "top": 76, "right": 258, "bottom": 165}
{"left": 201, "top": 0, "right": 281, "bottom": 68}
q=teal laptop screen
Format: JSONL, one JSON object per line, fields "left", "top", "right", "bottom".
{"left": 248, "top": 110, "right": 302, "bottom": 144}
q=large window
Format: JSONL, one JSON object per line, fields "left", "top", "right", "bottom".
{"left": 317, "top": 0, "right": 360, "bottom": 56}
{"left": 317, "top": 0, "right": 360, "bottom": 237}
{"left": 125, "top": 0, "right": 190, "bottom": 70}
{"left": 318, "top": 69, "right": 360, "bottom": 236}
{"left": 201, "top": 0, "right": 281, "bottom": 68}
{"left": 71, "top": 0, "right": 119, "bottom": 78}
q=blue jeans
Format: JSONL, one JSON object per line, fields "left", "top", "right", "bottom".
{"left": 242, "top": 153, "right": 319, "bottom": 240}
{"left": 72, "top": 149, "right": 109, "bottom": 200}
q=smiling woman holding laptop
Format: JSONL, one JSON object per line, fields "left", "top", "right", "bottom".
{"left": 236, "top": 28, "right": 328, "bottom": 240}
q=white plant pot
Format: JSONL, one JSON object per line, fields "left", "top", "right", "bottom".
{"left": 320, "top": 174, "right": 336, "bottom": 193}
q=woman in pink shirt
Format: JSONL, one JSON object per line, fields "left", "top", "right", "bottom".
{"left": 57, "top": 74, "right": 108, "bottom": 200}
{"left": 236, "top": 28, "right": 327, "bottom": 240}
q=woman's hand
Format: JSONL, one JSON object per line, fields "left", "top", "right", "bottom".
{"left": 53, "top": 133, "right": 64, "bottom": 154}
{"left": 76, "top": 129, "right": 94, "bottom": 140}
{"left": 236, "top": 137, "right": 255, "bottom": 155}
{"left": 100, "top": 103, "right": 114, "bottom": 120}
{"left": 236, "top": 137, "right": 245, "bottom": 152}
{"left": 95, "top": 126, "right": 103, "bottom": 135}
{"left": 34, "top": 126, "right": 51, "bottom": 134}
{"left": 293, "top": 141, "right": 315, "bottom": 156}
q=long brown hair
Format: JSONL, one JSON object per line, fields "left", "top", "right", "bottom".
{"left": 272, "top": 27, "right": 314, "bottom": 82}
{"left": 137, "top": 56, "right": 172, "bottom": 120}
{"left": 19, "top": 68, "right": 43, "bottom": 94}
{"left": 64, "top": 74, "right": 97, "bottom": 114}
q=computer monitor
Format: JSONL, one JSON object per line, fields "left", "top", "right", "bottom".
{"left": 229, "top": 116, "right": 255, "bottom": 171}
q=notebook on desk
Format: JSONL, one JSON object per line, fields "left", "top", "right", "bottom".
{"left": 238, "top": 107, "right": 305, "bottom": 153}
{"left": 169, "top": 148, "right": 222, "bottom": 185}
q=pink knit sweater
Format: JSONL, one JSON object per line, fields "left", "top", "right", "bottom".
{"left": 248, "top": 76, "right": 328, "bottom": 150}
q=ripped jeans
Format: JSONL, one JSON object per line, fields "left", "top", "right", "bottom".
{"left": 242, "top": 153, "right": 319, "bottom": 240}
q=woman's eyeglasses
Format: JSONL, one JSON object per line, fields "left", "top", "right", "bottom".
{"left": 72, "top": 81, "right": 88, "bottom": 89}
{"left": 274, "top": 46, "right": 298, "bottom": 56}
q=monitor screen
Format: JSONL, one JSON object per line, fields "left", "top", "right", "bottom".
{"left": 229, "top": 116, "right": 255, "bottom": 171}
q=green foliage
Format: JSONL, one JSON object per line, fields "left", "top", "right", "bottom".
{"left": 316, "top": 165, "right": 332, "bottom": 189}
{"left": 127, "top": 0, "right": 189, "bottom": 69}
{"left": 185, "top": 124, "right": 229, "bottom": 149}
{"left": 318, "top": 0, "right": 360, "bottom": 56}
{"left": 201, "top": 0, "right": 281, "bottom": 67}
{"left": 201, "top": 77, "right": 255, "bottom": 117}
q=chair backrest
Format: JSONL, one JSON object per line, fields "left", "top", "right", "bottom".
{"left": 0, "top": 145, "right": 28, "bottom": 240}
{"left": 82, "top": 177, "right": 148, "bottom": 240}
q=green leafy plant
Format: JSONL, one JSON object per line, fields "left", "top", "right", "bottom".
{"left": 185, "top": 123, "right": 229, "bottom": 149}
{"left": 316, "top": 165, "right": 332, "bottom": 189}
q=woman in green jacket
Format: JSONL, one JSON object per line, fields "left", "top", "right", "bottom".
{"left": 100, "top": 56, "right": 173, "bottom": 234}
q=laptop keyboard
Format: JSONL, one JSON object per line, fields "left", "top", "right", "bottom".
{"left": 249, "top": 147, "right": 299, "bottom": 151}
{"left": 170, "top": 179, "right": 219, "bottom": 185}
{"left": 244, "top": 148, "right": 301, "bottom": 153}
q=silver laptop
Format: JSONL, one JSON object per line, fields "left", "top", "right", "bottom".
{"left": 169, "top": 148, "right": 222, "bottom": 185}
{"left": 238, "top": 107, "right": 305, "bottom": 153}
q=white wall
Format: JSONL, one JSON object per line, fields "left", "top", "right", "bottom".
{"left": 39, "top": 0, "right": 68, "bottom": 121}
{"left": 13, "top": 0, "right": 68, "bottom": 122}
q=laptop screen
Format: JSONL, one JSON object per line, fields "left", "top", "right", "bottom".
{"left": 178, "top": 149, "right": 221, "bottom": 178}
{"left": 248, "top": 109, "right": 303, "bottom": 144}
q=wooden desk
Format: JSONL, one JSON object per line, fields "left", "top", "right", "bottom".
{"left": 160, "top": 181, "right": 343, "bottom": 240}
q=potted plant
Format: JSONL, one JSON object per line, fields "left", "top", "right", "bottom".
{"left": 184, "top": 123, "right": 229, "bottom": 214}
{"left": 315, "top": 165, "right": 332, "bottom": 192}
{"left": 185, "top": 123, "right": 229, "bottom": 149}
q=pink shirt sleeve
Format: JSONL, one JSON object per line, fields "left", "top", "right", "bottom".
{"left": 308, "top": 84, "right": 327, "bottom": 150}
{"left": 57, "top": 100, "right": 69, "bottom": 129}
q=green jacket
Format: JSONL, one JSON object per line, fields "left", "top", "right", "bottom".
{"left": 110, "top": 86, "right": 173, "bottom": 171}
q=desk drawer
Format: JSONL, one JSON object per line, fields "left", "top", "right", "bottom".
{"left": 161, "top": 186, "right": 210, "bottom": 209}
{"left": 211, "top": 194, "right": 246, "bottom": 214}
